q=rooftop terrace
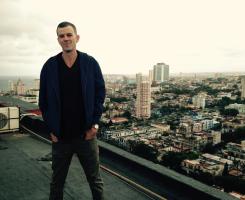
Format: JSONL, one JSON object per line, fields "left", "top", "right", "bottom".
{"left": 0, "top": 132, "right": 156, "bottom": 200}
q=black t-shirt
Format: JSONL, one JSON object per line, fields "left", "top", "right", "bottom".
{"left": 57, "top": 53, "right": 86, "bottom": 141}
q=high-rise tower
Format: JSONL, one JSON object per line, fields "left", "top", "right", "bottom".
{"left": 135, "top": 73, "right": 151, "bottom": 119}
{"left": 241, "top": 76, "right": 245, "bottom": 99}
{"left": 153, "top": 63, "right": 169, "bottom": 83}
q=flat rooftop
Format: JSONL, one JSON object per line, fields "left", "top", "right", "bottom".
{"left": 0, "top": 96, "right": 38, "bottom": 112}
{"left": 0, "top": 132, "right": 154, "bottom": 200}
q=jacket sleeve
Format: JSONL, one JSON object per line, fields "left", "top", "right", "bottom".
{"left": 91, "top": 58, "right": 106, "bottom": 125}
{"left": 38, "top": 63, "right": 51, "bottom": 132}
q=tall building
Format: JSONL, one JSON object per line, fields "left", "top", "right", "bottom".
{"left": 153, "top": 63, "right": 169, "bottom": 83}
{"left": 34, "top": 79, "right": 40, "bottom": 90}
{"left": 192, "top": 93, "right": 206, "bottom": 109}
{"left": 149, "top": 69, "right": 153, "bottom": 85}
{"left": 163, "top": 64, "right": 169, "bottom": 81}
{"left": 241, "top": 76, "right": 245, "bottom": 99}
{"left": 8, "top": 80, "right": 15, "bottom": 91}
{"left": 135, "top": 73, "right": 151, "bottom": 119}
{"left": 242, "top": 140, "right": 245, "bottom": 151}
{"left": 211, "top": 131, "right": 221, "bottom": 145}
{"left": 16, "top": 79, "right": 25, "bottom": 95}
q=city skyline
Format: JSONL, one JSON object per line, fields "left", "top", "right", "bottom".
{"left": 1, "top": 0, "right": 245, "bottom": 76}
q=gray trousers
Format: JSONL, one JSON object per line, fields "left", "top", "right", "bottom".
{"left": 49, "top": 137, "right": 104, "bottom": 200}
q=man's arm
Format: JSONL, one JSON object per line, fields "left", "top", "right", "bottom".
{"left": 92, "top": 58, "right": 106, "bottom": 125}
{"left": 39, "top": 64, "right": 47, "bottom": 116}
{"left": 85, "top": 58, "right": 105, "bottom": 140}
{"left": 39, "top": 63, "right": 51, "bottom": 133}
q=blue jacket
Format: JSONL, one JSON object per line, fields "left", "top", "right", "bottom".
{"left": 39, "top": 51, "right": 105, "bottom": 136}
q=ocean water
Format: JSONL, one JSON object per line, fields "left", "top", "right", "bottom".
{"left": 0, "top": 76, "right": 38, "bottom": 92}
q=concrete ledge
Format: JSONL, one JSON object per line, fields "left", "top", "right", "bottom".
{"left": 98, "top": 140, "right": 237, "bottom": 200}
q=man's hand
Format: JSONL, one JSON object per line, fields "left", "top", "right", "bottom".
{"left": 50, "top": 133, "right": 58, "bottom": 143}
{"left": 85, "top": 128, "right": 97, "bottom": 140}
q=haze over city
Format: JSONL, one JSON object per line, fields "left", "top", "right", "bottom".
{"left": 0, "top": 0, "right": 245, "bottom": 76}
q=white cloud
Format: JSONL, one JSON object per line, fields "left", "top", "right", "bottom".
{"left": 0, "top": 0, "right": 245, "bottom": 76}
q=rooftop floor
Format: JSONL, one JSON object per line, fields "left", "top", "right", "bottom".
{"left": 0, "top": 133, "right": 154, "bottom": 200}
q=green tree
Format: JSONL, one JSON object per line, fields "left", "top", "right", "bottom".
{"left": 110, "top": 97, "right": 128, "bottom": 103}
{"left": 222, "top": 126, "right": 245, "bottom": 143}
{"left": 202, "top": 143, "right": 216, "bottom": 154}
{"left": 220, "top": 108, "right": 239, "bottom": 117}
{"left": 215, "top": 176, "right": 245, "bottom": 194}
{"left": 217, "top": 97, "right": 233, "bottom": 108}
{"left": 132, "top": 143, "right": 158, "bottom": 163}
{"left": 195, "top": 171, "right": 214, "bottom": 186}
{"left": 122, "top": 111, "right": 131, "bottom": 119}
{"left": 222, "top": 162, "right": 229, "bottom": 176}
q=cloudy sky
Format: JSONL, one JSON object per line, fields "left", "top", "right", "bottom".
{"left": 0, "top": 0, "right": 245, "bottom": 76}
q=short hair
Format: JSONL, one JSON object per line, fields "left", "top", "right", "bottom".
{"left": 56, "top": 21, "right": 77, "bottom": 35}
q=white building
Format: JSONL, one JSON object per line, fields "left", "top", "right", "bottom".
{"left": 201, "top": 153, "right": 233, "bottom": 166}
{"left": 202, "top": 119, "right": 214, "bottom": 131}
{"left": 151, "top": 123, "right": 170, "bottom": 132}
{"left": 211, "top": 131, "right": 221, "bottom": 145}
{"left": 19, "top": 96, "right": 38, "bottom": 104}
{"left": 192, "top": 122, "right": 203, "bottom": 133}
{"left": 224, "top": 141, "right": 245, "bottom": 163}
{"left": 149, "top": 69, "right": 153, "bottom": 85}
{"left": 153, "top": 63, "right": 169, "bottom": 83}
{"left": 34, "top": 79, "right": 40, "bottom": 90}
{"left": 8, "top": 80, "right": 15, "bottom": 91}
{"left": 16, "top": 79, "right": 25, "bottom": 95}
{"left": 192, "top": 93, "right": 206, "bottom": 109}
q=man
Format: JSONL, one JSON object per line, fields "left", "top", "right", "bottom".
{"left": 39, "top": 21, "right": 105, "bottom": 200}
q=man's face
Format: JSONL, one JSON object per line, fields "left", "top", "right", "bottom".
{"left": 57, "top": 26, "right": 79, "bottom": 53}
